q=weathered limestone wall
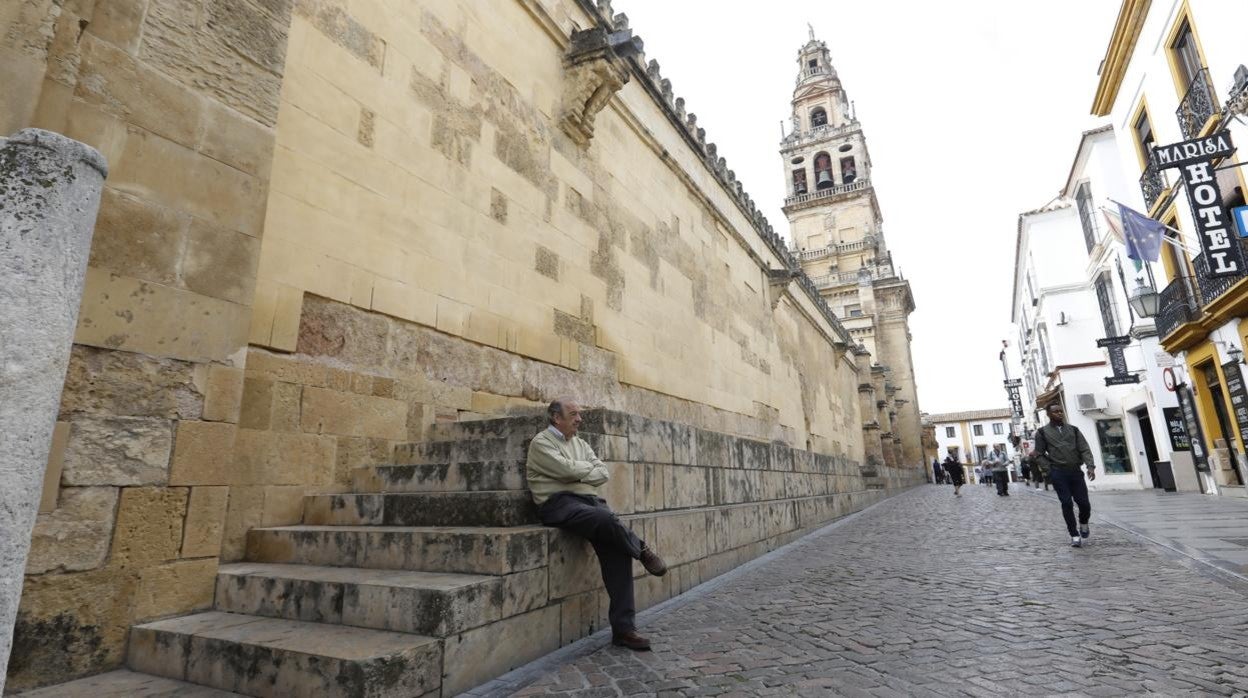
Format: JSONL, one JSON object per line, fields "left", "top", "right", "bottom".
{"left": 3, "top": 0, "right": 295, "bottom": 690}
{"left": 5, "top": 0, "right": 911, "bottom": 690}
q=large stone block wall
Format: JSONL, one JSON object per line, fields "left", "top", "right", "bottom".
{"left": 4, "top": 0, "right": 296, "bottom": 690}
{"left": 250, "top": 0, "right": 861, "bottom": 452}
{"left": 4, "top": 0, "right": 917, "bottom": 690}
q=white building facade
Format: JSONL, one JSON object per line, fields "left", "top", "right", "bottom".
{"left": 1010, "top": 171, "right": 1192, "bottom": 493}
{"left": 1090, "top": 0, "right": 1248, "bottom": 495}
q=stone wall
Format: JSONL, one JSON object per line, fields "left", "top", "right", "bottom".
{"left": 5, "top": 0, "right": 917, "bottom": 689}
{"left": 4, "top": 0, "right": 295, "bottom": 689}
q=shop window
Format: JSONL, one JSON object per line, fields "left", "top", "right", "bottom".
{"left": 810, "top": 108, "right": 827, "bottom": 127}
{"left": 1094, "top": 419, "right": 1132, "bottom": 473}
{"left": 840, "top": 156, "right": 857, "bottom": 184}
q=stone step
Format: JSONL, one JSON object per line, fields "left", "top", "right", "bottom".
{"left": 127, "top": 611, "right": 440, "bottom": 698}
{"left": 14, "top": 669, "right": 245, "bottom": 697}
{"left": 246, "top": 525, "right": 550, "bottom": 576}
{"left": 303, "top": 491, "right": 539, "bottom": 527}
{"left": 351, "top": 460, "right": 527, "bottom": 493}
{"left": 215, "top": 563, "right": 502, "bottom": 637}
{"left": 393, "top": 437, "right": 529, "bottom": 465}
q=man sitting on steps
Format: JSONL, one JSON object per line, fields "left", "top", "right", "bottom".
{"left": 526, "top": 397, "right": 668, "bottom": 651}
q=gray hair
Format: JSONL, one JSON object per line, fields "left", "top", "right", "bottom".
{"left": 547, "top": 399, "right": 565, "bottom": 425}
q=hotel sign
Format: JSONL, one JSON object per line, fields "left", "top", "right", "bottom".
{"left": 1152, "top": 130, "right": 1245, "bottom": 279}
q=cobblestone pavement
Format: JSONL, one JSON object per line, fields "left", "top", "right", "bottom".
{"left": 497, "top": 484, "right": 1248, "bottom": 697}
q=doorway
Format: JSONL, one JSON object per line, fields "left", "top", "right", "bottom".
{"left": 1134, "top": 408, "right": 1162, "bottom": 488}
{"left": 1202, "top": 363, "right": 1246, "bottom": 486}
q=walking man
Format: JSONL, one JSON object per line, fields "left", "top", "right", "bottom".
{"left": 526, "top": 398, "right": 668, "bottom": 650}
{"left": 942, "top": 453, "right": 964, "bottom": 496}
{"left": 988, "top": 444, "right": 1009, "bottom": 496}
{"left": 1032, "top": 402, "right": 1096, "bottom": 547}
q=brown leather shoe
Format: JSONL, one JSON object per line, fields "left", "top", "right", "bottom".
{"left": 639, "top": 546, "right": 667, "bottom": 577}
{"left": 612, "top": 630, "right": 651, "bottom": 651}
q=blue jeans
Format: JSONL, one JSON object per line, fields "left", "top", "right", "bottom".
{"left": 1049, "top": 467, "right": 1090, "bottom": 537}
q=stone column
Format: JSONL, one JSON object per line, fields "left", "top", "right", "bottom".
{"left": 0, "top": 129, "right": 106, "bottom": 688}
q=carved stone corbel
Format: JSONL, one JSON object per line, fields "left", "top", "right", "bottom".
{"left": 560, "top": 27, "right": 641, "bottom": 146}
{"left": 766, "top": 267, "right": 798, "bottom": 310}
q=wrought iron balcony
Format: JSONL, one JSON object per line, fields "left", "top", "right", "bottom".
{"left": 1156, "top": 276, "right": 1200, "bottom": 340}
{"left": 1176, "top": 68, "right": 1216, "bottom": 139}
{"left": 1139, "top": 164, "right": 1165, "bottom": 211}
{"left": 1191, "top": 239, "right": 1248, "bottom": 306}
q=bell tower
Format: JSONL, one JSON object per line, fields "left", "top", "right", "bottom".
{"left": 781, "top": 29, "right": 923, "bottom": 469}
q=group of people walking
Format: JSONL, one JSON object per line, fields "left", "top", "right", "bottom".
{"left": 931, "top": 403, "right": 1097, "bottom": 548}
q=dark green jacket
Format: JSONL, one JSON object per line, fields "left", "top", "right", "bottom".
{"left": 1032, "top": 422, "right": 1094, "bottom": 471}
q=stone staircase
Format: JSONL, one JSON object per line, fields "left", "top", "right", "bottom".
{"left": 28, "top": 410, "right": 915, "bottom": 697}
{"left": 121, "top": 414, "right": 556, "bottom": 697}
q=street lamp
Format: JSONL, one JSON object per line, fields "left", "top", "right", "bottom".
{"left": 1128, "top": 279, "right": 1160, "bottom": 318}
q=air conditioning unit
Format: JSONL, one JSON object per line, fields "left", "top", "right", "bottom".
{"left": 1075, "top": 393, "right": 1106, "bottom": 412}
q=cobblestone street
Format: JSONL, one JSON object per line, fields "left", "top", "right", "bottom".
{"left": 491, "top": 484, "right": 1248, "bottom": 697}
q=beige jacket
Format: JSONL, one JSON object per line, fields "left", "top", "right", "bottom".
{"left": 525, "top": 427, "right": 610, "bottom": 505}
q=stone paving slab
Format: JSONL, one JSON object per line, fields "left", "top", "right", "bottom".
{"left": 473, "top": 483, "right": 1248, "bottom": 696}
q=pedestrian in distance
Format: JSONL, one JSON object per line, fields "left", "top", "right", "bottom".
{"left": 987, "top": 444, "right": 1009, "bottom": 496}
{"left": 1031, "top": 402, "right": 1097, "bottom": 547}
{"left": 942, "top": 453, "right": 964, "bottom": 496}
{"left": 932, "top": 457, "right": 944, "bottom": 485}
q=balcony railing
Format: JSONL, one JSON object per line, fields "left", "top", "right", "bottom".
{"left": 808, "top": 263, "right": 895, "bottom": 289}
{"left": 1176, "top": 68, "right": 1216, "bottom": 139}
{"left": 1139, "top": 164, "right": 1166, "bottom": 211}
{"left": 1157, "top": 276, "right": 1200, "bottom": 340}
{"left": 784, "top": 179, "right": 870, "bottom": 208}
{"left": 1192, "top": 239, "right": 1248, "bottom": 305}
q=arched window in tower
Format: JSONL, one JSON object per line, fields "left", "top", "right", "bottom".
{"left": 840, "top": 156, "right": 857, "bottom": 184}
{"left": 810, "top": 108, "right": 827, "bottom": 128}
{"left": 814, "top": 152, "right": 833, "bottom": 190}
{"left": 791, "top": 168, "right": 807, "bottom": 195}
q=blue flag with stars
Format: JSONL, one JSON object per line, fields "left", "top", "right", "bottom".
{"left": 1119, "top": 203, "right": 1164, "bottom": 263}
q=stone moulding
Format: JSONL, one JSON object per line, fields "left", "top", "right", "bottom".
{"left": 573, "top": 0, "right": 854, "bottom": 349}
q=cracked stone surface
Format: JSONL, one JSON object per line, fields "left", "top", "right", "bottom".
{"left": 498, "top": 484, "right": 1248, "bottom": 697}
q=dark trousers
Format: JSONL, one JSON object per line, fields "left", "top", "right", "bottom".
{"left": 995, "top": 471, "right": 1009, "bottom": 495}
{"left": 538, "top": 492, "right": 643, "bottom": 633}
{"left": 1049, "top": 467, "right": 1091, "bottom": 537}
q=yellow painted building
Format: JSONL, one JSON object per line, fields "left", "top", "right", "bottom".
{"left": 1093, "top": 0, "right": 1248, "bottom": 494}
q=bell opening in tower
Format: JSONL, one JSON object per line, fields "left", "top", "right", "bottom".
{"left": 815, "top": 152, "right": 834, "bottom": 190}
{"left": 810, "top": 108, "right": 827, "bottom": 128}
{"left": 841, "top": 156, "right": 857, "bottom": 184}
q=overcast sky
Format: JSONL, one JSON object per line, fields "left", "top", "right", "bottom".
{"left": 618, "top": 1, "right": 1122, "bottom": 414}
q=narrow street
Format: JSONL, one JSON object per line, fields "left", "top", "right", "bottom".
{"left": 485, "top": 485, "right": 1248, "bottom": 697}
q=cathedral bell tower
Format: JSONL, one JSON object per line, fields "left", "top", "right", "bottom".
{"left": 780, "top": 28, "right": 923, "bottom": 470}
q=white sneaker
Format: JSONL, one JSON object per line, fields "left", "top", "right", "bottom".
{"left": 1071, "top": 536, "right": 1082, "bottom": 548}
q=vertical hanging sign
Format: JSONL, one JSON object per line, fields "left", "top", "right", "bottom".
{"left": 1003, "top": 378, "right": 1023, "bottom": 419}
{"left": 1152, "top": 130, "right": 1245, "bottom": 278}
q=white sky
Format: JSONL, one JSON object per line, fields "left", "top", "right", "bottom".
{"left": 617, "top": 1, "right": 1122, "bottom": 414}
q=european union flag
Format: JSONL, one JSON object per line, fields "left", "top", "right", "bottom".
{"left": 1119, "top": 203, "right": 1165, "bottom": 263}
